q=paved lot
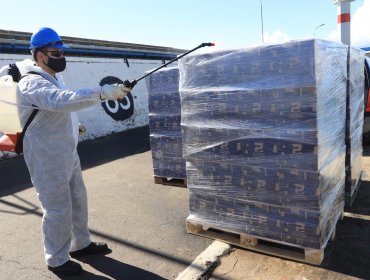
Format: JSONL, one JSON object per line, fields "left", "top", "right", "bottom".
{"left": 0, "top": 126, "right": 213, "bottom": 280}
{"left": 1, "top": 126, "right": 370, "bottom": 280}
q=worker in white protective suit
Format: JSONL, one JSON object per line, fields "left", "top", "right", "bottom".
{"left": 16, "top": 27, "right": 132, "bottom": 276}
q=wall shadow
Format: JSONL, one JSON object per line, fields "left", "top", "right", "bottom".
{"left": 78, "top": 125, "right": 150, "bottom": 170}
{"left": 0, "top": 125, "right": 150, "bottom": 197}
{"left": 0, "top": 153, "right": 31, "bottom": 195}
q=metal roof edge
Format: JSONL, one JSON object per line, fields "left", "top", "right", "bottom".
{"left": 0, "top": 29, "right": 187, "bottom": 55}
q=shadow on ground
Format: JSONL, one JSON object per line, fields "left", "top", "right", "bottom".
{"left": 0, "top": 125, "right": 150, "bottom": 197}
{"left": 66, "top": 255, "right": 167, "bottom": 280}
{"left": 52, "top": 255, "right": 166, "bottom": 280}
{"left": 321, "top": 178, "right": 370, "bottom": 279}
{"left": 0, "top": 193, "right": 202, "bottom": 280}
{"left": 2, "top": 130, "right": 370, "bottom": 279}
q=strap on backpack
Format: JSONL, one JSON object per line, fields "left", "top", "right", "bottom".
{"left": 15, "top": 71, "right": 41, "bottom": 154}
{"left": 20, "top": 71, "right": 41, "bottom": 132}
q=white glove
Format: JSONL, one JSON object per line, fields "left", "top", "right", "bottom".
{"left": 100, "top": 83, "right": 130, "bottom": 100}
{"left": 78, "top": 123, "right": 86, "bottom": 136}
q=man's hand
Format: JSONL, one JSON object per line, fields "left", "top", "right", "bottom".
{"left": 78, "top": 123, "right": 86, "bottom": 136}
{"left": 7, "top": 64, "right": 21, "bottom": 83}
{"left": 123, "top": 80, "right": 135, "bottom": 89}
{"left": 100, "top": 83, "right": 131, "bottom": 100}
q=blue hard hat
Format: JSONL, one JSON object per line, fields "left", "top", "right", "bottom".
{"left": 29, "top": 27, "right": 69, "bottom": 49}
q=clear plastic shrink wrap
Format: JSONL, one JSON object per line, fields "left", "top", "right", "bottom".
{"left": 179, "top": 39, "right": 348, "bottom": 249}
{"left": 345, "top": 47, "right": 364, "bottom": 197}
{"left": 146, "top": 67, "right": 186, "bottom": 179}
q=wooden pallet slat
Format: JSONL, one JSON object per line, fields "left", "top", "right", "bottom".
{"left": 186, "top": 218, "right": 331, "bottom": 265}
{"left": 305, "top": 248, "right": 324, "bottom": 265}
{"left": 154, "top": 176, "right": 187, "bottom": 187}
{"left": 240, "top": 234, "right": 258, "bottom": 247}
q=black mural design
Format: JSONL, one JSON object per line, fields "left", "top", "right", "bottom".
{"left": 99, "top": 76, "right": 134, "bottom": 121}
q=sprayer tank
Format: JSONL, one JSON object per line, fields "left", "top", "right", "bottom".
{"left": 0, "top": 75, "right": 22, "bottom": 133}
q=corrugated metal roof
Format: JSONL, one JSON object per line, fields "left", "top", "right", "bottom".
{"left": 0, "top": 29, "right": 187, "bottom": 60}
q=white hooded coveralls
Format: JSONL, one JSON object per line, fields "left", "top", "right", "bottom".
{"left": 17, "top": 63, "right": 102, "bottom": 267}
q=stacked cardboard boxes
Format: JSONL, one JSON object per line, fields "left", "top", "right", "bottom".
{"left": 146, "top": 67, "right": 186, "bottom": 179}
{"left": 179, "top": 39, "right": 348, "bottom": 249}
{"left": 345, "top": 47, "right": 364, "bottom": 203}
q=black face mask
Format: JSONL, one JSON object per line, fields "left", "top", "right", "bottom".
{"left": 46, "top": 57, "right": 66, "bottom": 73}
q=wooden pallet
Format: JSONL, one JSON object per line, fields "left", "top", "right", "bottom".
{"left": 186, "top": 218, "right": 339, "bottom": 265}
{"left": 154, "top": 176, "right": 187, "bottom": 187}
{"left": 345, "top": 176, "right": 362, "bottom": 207}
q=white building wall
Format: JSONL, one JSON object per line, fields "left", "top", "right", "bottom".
{"left": 0, "top": 54, "right": 170, "bottom": 142}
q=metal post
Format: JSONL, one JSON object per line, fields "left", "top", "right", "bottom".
{"left": 260, "top": 0, "right": 265, "bottom": 43}
{"left": 333, "top": 0, "right": 355, "bottom": 45}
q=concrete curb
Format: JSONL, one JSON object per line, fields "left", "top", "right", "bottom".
{"left": 175, "top": 240, "right": 231, "bottom": 280}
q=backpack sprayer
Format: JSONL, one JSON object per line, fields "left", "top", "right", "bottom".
{"left": 0, "top": 42, "right": 215, "bottom": 154}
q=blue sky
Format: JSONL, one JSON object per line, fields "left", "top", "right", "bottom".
{"left": 0, "top": 0, "right": 368, "bottom": 50}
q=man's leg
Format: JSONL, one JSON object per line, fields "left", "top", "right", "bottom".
{"left": 36, "top": 182, "right": 72, "bottom": 267}
{"left": 69, "top": 156, "right": 91, "bottom": 252}
{"left": 68, "top": 155, "right": 110, "bottom": 258}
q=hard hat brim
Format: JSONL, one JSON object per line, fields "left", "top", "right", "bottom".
{"left": 48, "top": 44, "right": 70, "bottom": 49}
{"left": 29, "top": 43, "right": 70, "bottom": 49}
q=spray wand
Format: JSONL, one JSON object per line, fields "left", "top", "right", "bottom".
{"left": 123, "top": 42, "right": 215, "bottom": 89}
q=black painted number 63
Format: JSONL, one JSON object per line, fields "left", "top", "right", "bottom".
{"left": 99, "top": 76, "right": 134, "bottom": 121}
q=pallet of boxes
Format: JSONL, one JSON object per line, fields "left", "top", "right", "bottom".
{"left": 179, "top": 39, "right": 364, "bottom": 265}
{"left": 146, "top": 66, "right": 187, "bottom": 187}
{"left": 345, "top": 47, "right": 364, "bottom": 206}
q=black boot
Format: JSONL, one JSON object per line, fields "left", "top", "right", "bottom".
{"left": 48, "top": 260, "right": 83, "bottom": 276}
{"left": 70, "top": 242, "right": 109, "bottom": 258}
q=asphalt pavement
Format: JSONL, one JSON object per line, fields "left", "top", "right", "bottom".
{"left": 1, "top": 126, "right": 370, "bottom": 280}
{"left": 0, "top": 126, "right": 213, "bottom": 280}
